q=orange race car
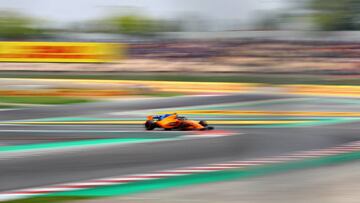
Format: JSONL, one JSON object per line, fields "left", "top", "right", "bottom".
{"left": 145, "top": 113, "right": 214, "bottom": 131}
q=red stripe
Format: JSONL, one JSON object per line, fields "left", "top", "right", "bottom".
{"left": 11, "top": 190, "right": 57, "bottom": 194}
{"left": 51, "top": 185, "right": 103, "bottom": 188}
{"left": 212, "top": 164, "right": 246, "bottom": 167}
{"left": 126, "top": 175, "right": 164, "bottom": 179}
{"left": 92, "top": 179, "right": 135, "bottom": 183}
{"left": 157, "top": 171, "right": 194, "bottom": 174}
{"left": 184, "top": 167, "right": 228, "bottom": 170}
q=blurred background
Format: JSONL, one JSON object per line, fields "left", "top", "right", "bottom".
{"left": 1, "top": 0, "right": 360, "bottom": 99}
{"left": 1, "top": 1, "right": 360, "bottom": 203}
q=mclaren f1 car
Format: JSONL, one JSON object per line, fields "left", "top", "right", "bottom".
{"left": 145, "top": 113, "right": 214, "bottom": 131}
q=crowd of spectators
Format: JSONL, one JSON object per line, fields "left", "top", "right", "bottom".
{"left": 1, "top": 40, "right": 360, "bottom": 74}
{"left": 128, "top": 40, "right": 360, "bottom": 74}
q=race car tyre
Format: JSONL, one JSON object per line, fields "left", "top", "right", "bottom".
{"left": 199, "top": 120, "right": 208, "bottom": 127}
{"left": 207, "top": 126, "right": 214, "bottom": 130}
{"left": 164, "top": 128, "right": 172, "bottom": 131}
{"left": 178, "top": 122, "right": 190, "bottom": 131}
{"left": 145, "top": 120, "right": 156, "bottom": 130}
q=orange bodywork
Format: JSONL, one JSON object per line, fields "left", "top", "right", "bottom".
{"left": 147, "top": 114, "right": 206, "bottom": 130}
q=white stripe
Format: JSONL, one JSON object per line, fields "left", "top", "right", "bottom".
{"left": 248, "top": 160, "right": 284, "bottom": 164}
{"left": 12, "top": 187, "right": 77, "bottom": 193}
{"left": 133, "top": 173, "right": 181, "bottom": 177}
{"left": 186, "top": 166, "right": 235, "bottom": 170}
{"left": 0, "top": 109, "right": 16, "bottom": 112}
{"left": 0, "top": 194, "right": 32, "bottom": 202}
{"left": 102, "top": 177, "right": 157, "bottom": 181}
{"left": 57, "top": 182, "right": 118, "bottom": 187}
{"left": 160, "top": 169, "right": 216, "bottom": 173}
{"left": 211, "top": 163, "right": 247, "bottom": 167}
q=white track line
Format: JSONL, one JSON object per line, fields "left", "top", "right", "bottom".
{"left": 0, "top": 109, "right": 16, "bottom": 111}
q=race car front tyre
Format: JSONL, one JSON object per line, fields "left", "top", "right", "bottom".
{"left": 145, "top": 120, "right": 156, "bottom": 130}
{"left": 178, "top": 122, "right": 190, "bottom": 131}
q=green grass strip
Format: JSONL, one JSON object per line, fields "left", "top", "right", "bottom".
{"left": 0, "top": 105, "right": 16, "bottom": 109}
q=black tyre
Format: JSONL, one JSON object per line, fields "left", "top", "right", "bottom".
{"left": 207, "top": 126, "right": 214, "bottom": 130}
{"left": 178, "top": 122, "right": 190, "bottom": 131}
{"left": 145, "top": 120, "right": 156, "bottom": 130}
{"left": 199, "top": 120, "right": 208, "bottom": 127}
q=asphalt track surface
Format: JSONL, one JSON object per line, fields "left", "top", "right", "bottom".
{"left": 0, "top": 93, "right": 293, "bottom": 121}
{"left": 1, "top": 93, "right": 360, "bottom": 194}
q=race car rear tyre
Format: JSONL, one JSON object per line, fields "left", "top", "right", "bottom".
{"left": 199, "top": 120, "right": 208, "bottom": 127}
{"left": 145, "top": 121, "right": 156, "bottom": 130}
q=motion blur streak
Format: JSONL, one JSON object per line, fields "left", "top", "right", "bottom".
{"left": 1, "top": 0, "right": 360, "bottom": 203}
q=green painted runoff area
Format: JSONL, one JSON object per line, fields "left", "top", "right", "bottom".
{"left": 0, "top": 137, "right": 178, "bottom": 153}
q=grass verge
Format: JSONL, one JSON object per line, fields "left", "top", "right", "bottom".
{"left": 143, "top": 92, "right": 184, "bottom": 97}
{"left": 0, "top": 104, "right": 16, "bottom": 109}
